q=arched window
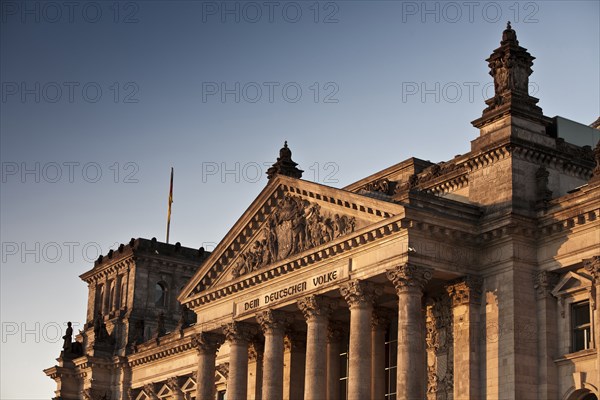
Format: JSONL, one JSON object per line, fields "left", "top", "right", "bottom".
{"left": 155, "top": 282, "right": 167, "bottom": 307}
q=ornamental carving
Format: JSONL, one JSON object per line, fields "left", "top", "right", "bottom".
{"left": 361, "top": 178, "right": 395, "bottom": 195}
{"left": 143, "top": 384, "right": 157, "bottom": 400}
{"left": 191, "top": 332, "right": 225, "bottom": 354}
{"left": 297, "top": 295, "right": 335, "bottom": 320}
{"left": 387, "top": 264, "right": 433, "bottom": 293}
{"left": 166, "top": 377, "right": 183, "bottom": 395}
{"left": 446, "top": 276, "right": 483, "bottom": 307}
{"left": 593, "top": 140, "right": 600, "bottom": 178}
{"left": 426, "top": 296, "right": 454, "bottom": 400}
{"left": 532, "top": 270, "right": 559, "bottom": 300}
{"left": 395, "top": 162, "right": 464, "bottom": 193}
{"left": 339, "top": 280, "right": 382, "bottom": 308}
{"left": 584, "top": 256, "right": 600, "bottom": 281}
{"left": 232, "top": 194, "right": 356, "bottom": 278}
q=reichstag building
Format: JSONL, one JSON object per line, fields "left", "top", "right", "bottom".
{"left": 45, "top": 23, "right": 600, "bottom": 400}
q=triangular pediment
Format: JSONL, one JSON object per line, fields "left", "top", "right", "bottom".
{"left": 552, "top": 271, "right": 592, "bottom": 297}
{"left": 179, "top": 175, "right": 403, "bottom": 304}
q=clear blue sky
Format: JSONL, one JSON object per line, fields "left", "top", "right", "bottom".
{"left": 1, "top": 1, "right": 598, "bottom": 398}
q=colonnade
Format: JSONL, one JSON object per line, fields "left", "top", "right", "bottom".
{"left": 193, "top": 265, "right": 480, "bottom": 400}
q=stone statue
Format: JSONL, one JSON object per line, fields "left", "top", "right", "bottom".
{"left": 62, "top": 322, "right": 73, "bottom": 352}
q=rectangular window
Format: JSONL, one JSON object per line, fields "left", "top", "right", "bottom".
{"left": 572, "top": 301, "right": 592, "bottom": 352}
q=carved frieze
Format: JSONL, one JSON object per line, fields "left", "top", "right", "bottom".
{"left": 232, "top": 194, "right": 356, "bottom": 278}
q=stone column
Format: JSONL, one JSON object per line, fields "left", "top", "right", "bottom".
{"left": 192, "top": 332, "right": 225, "bottom": 400}
{"left": 446, "top": 276, "right": 483, "bottom": 400}
{"left": 298, "top": 295, "right": 334, "bottom": 400}
{"left": 283, "top": 331, "right": 306, "bottom": 400}
{"left": 222, "top": 322, "right": 253, "bottom": 400}
{"left": 584, "top": 256, "right": 600, "bottom": 386}
{"left": 371, "top": 310, "right": 389, "bottom": 400}
{"left": 387, "top": 264, "right": 432, "bottom": 400}
{"left": 248, "top": 341, "right": 264, "bottom": 400}
{"left": 326, "top": 322, "right": 345, "bottom": 400}
{"left": 340, "top": 280, "right": 381, "bottom": 400}
{"left": 257, "top": 310, "right": 289, "bottom": 400}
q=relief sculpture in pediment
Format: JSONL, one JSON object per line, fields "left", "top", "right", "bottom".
{"left": 232, "top": 194, "right": 356, "bottom": 278}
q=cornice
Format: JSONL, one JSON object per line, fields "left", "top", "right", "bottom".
{"left": 80, "top": 258, "right": 134, "bottom": 283}
{"left": 128, "top": 335, "right": 195, "bottom": 367}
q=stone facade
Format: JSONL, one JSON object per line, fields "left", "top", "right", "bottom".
{"left": 46, "top": 24, "right": 600, "bottom": 400}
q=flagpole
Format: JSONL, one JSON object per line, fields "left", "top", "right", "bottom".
{"left": 166, "top": 167, "right": 173, "bottom": 244}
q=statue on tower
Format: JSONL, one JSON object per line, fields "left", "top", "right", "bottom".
{"left": 472, "top": 22, "right": 545, "bottom": 128}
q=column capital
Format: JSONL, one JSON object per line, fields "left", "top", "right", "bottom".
{"left": 446, "top": 275, "right": 483, "bottom": 306}
{"left": 532, "top": 270, "right": 560, "bottom": 300}
{"left": 297, "top": 295, "right": 336, "bottom": 321}
{"left": 222, "top": 321, "right": 255, "bottom": 344}
{"left": 191, "top": 332, "right": 225, "bottom": 354}
{"left": 387, "top": 264, "right": 432, "bottom": 294}
{"left": 256, "top": 309, "right": 292, "bottom": 334}
{"left": 584, "top": 256, "right": 600, "bottom": 281}
{"left": 339, "top": 279, "right": 382, "bottom": 308}
{"left": 166, "top": 377, "right": 183, "bottom": 395}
